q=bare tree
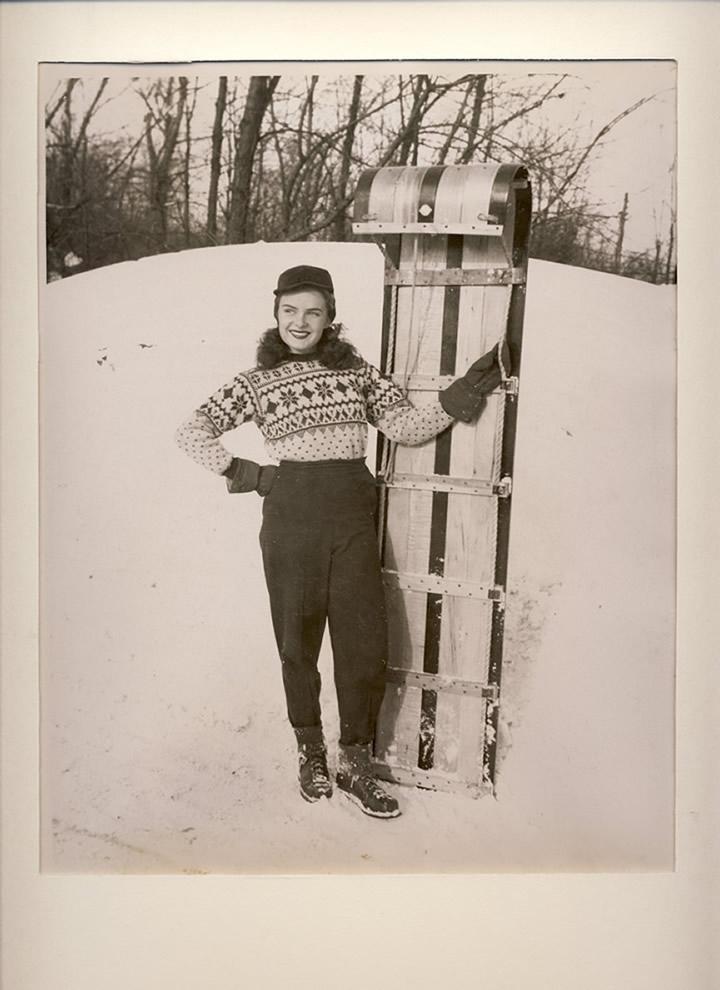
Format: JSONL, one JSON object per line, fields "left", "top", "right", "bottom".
{"left": 207, "top": 76, "right": 228, "bottom": 244}
{"left": 437, "top": 78, "right": 474, "bottom": 164}
{"left": 45, "top": 78, "right": 79, "bottom": 131}
{"left": 536, "top": 94, "right": 655, "bottom": 221}
{"left": 227, "top": 75, "right": 280, "bottom": 243}
{"left": 614, "top": 192, "right": 629, "bottom": 273}
{"left": 332, "top": 75, "right": 364, "bottom": 240}
{"left": 459, "top": 75, "right": 487, "bottom": 164}
{"left": 72, "top": 79, "right": 109, "bottom": 158}
{"left": 396, "top": 75, "right": 431, "bottom": 165}
{"left": 45, "top": 70, "right": 672, "bottom": 282}
{"left": 46, "top": 78, "right": 114, "bottom": 274}
{"left": 181, "top": 80, "right": 199, "bottom": 247}
{"left": 665, "top": 216, "right": 675, "bottom": 284}
{"left": 141, "top": 77, "right": 189, "bottom": 250}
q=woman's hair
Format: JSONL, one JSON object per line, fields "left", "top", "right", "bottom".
{"left": 256, "top": 324, "right": 364, "bottom": 371}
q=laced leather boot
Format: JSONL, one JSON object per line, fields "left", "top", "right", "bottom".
{"left": 336, "top": 743, "right": 401, "bottom": 819}
{"left": 295, "top": 728, "right": 332, "bottom": 802}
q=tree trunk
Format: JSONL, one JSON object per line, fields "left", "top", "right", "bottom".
{"left": 227, "top": 75, "right": 279, "bottom": 243}
{"left": 614, "top": 192, "right": 629, "bottom": 274}
{"left": 72, "top": 78, "right": 108, "bottom": 158}
{"left": 249, "top": 139, "right": 265, "bottom": 241}
{"left": 397, "top": 76, "right": 428, "bottom": 165}
{"left": 144, "top": 77, "right": 188, "bottom": 251}
{"left": 437, "top": 79, "right": 473, "bottom": 164}
{"left": 297, "top": 75, "right": 318, "bottom": 164}
{"left": 207, "top": 76, "right": 227, "bottom": 244}
{"left": 333, "top": 75, "right": 363, "bottom": 240}
{"left": 460, "top": 75, "right": 487, "bottom": 164}
{"left": 665, "top": 218, "right": 675, "bottom": 284}
{"left": 180, "top": 81, "right": 199, "bottom": 248}
{"left": 183, "top": 102, "right": 192, "bottom": 246}
{"left": 60, "top": 79, "right": 76, "bottom": 208}
{"left": 45, "top": 78, "right": 77, "bottom": 130}
{"left": 652, "top": 237, "right": 662, "bottom": 284}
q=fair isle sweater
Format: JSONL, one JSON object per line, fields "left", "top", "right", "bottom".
{"left": 175, "top": 354, "right": 454, "bottom": 474}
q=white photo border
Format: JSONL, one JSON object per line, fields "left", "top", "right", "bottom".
{"left": 2, "top": 3, "right": 718, "bottom": 988}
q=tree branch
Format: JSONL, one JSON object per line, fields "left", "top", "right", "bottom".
{"left": 45, "top": 79, "right": 78, "bottom": 130}
{"left": 538, "top": 94, "right": 656, "bottom": 218}
{"left": 71, "top": 78, "right": 109, "bottom": 157}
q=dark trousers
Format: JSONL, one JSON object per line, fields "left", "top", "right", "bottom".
{"left": 259, "top": 459, "right": 388, "bottom": 747}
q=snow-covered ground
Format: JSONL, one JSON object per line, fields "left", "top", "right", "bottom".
{"left": 40, "top": 243, "right": 676, "bottom": 873}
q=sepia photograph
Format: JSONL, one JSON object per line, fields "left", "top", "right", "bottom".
{"left": 39, "top": 59, "right": 676, "bottom": 874}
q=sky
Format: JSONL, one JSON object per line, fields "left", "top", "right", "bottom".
{"left": 42, "top": 60, "right": 676, "bottom": 256}
{"left": 546, "top": 61, "right": 676, "bottom": 249}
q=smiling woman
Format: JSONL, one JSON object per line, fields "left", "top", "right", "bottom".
{"left": 277, "top": 291, "right": 327, "bottom": 353}
{"left": 174, "top": 263, "right": 507, "bottom": 820}
{"left": 274, "top": 267, "right": 334, "bottom": 355}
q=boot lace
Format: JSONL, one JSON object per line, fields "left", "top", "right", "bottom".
{"left": 306, "top": 746, "right": 330, "bottom": 784}
{"left": 355, "top": 768, "right": 390, "bottom": 801}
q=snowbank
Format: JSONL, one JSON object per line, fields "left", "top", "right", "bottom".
{"left": 40, "top": 244, "right": 675, "bottom": 873}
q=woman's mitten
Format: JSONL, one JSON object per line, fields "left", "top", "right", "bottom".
{"left": 223, "top": 458, "right": 277, "bottom": 495}
{"left": 439, "top": 340, "right": 511, "bottom": 423}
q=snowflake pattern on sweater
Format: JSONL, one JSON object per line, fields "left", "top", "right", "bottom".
{"left": 175, "top": 357, "right": 453, "bottom": 474}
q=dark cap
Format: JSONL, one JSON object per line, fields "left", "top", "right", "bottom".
{"left": 274, "top": 265, "right": 334, "bottom": 296}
